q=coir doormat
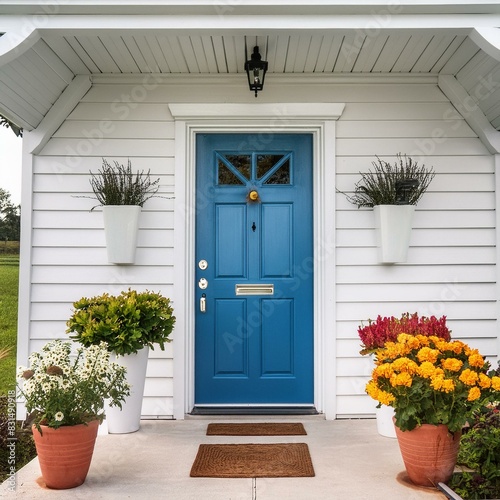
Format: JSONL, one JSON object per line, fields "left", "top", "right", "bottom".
{"left": 190, "top": 443, "right": 315, "bottom": 478}
{"left": 206, "top": 422, "right": 307, "bottom": 436}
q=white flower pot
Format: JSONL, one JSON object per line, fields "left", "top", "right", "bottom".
{"left": 106, "top": 347, "right": 149, "bottom": 434}
{"left": 374, "top": 205, "right": 415, "bottom": 264}
{"left": 376, "top": 404, "right": 397, "bottom": 438}
{"left": 102, "top": 205, "right": 141, "bottom": 264}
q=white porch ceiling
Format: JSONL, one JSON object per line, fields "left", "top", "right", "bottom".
{"left": 1, "top": 6, "right": 500, "bottom": 132}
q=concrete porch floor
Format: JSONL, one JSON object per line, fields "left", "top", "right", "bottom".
{"left": 3, "top": 417, "right": 448, "bottom": 500}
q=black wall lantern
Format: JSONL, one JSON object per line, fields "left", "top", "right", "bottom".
{"left": 245, "top": 46, "right": 268, "bottom": 97}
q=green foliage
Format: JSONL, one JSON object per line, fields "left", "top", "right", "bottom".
{"left": 448, "top": 403, "right": 500, "bottom": 499}
{"left": 340, "top": 153, "right": 435, "bottom": 208}
{"left": 66, "top": 289, "right": 175, "bottom": 356}
{"left": 87, "top": 158, "right": 161, "bottom": 210}
{"left": 0, "top": 116, "right": 22, "bottom": 137}
{"left": 17, "top": 340, "right": 130, "bottom": 431}
{"left": 0, "top": 188, "right": 20, "bottom": 242}
{"left": 0, "top": 255, "right": 19, "bottom": 396}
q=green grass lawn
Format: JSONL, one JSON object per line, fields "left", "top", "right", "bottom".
{"left": 0, "top": 254, "right": 19, "bottom": 396}
{"left": 0, "top": 253, "right": 37, "bottom": 484}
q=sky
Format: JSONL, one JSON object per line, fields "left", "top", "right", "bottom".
{"left": 0, "top": 125, "right": 22, "bottom": 205}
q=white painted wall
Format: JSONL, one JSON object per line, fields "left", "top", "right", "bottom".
{"left": 22, "top": 75, "right": 498, "bottom": 418}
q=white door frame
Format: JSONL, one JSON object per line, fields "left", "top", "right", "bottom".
{"left": 169, "top": 103, "right": 344, "bottom": 420}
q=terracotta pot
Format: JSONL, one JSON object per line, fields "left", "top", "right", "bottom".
{"left": 32, "top": 420, "right": 99, "bottom": 489}
{"left": 395, "top": 423, "right": 461, "bottom": 487}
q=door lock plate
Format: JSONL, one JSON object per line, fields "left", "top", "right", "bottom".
{"left": 198, "top": 278, "right": 208, "bottom": 289}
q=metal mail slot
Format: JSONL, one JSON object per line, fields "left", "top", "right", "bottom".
{"left": 235, "top": 284, "right": 274, "bottom": 296}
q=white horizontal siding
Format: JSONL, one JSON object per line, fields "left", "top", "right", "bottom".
{"left": 23, "top": 79, "right": 499, "bottom": 420}
{"left": 28, "top": 83, "right": 177, "bottom": 417}
{"left": 335, "top": 81, "right": 497, "bottom": 417}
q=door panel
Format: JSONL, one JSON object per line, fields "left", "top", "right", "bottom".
{"left": 195, "top": 133, "right": 313, "bottom": 406}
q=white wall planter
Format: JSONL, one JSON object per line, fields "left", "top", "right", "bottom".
{"left": 373, "top": 205, "right": 415, "bottom": 264}
{"left": 102, "top": 205, "right": 141, "bottom": 264}
{"left": 376, "top": 404, "right": 397, "bottom": 438}
{"left": 106, "top": 347, "right": 149, "bottom": 434}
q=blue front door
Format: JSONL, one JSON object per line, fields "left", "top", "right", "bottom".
{"left": 195, "top": 133, "right": 313, "bottom": 406}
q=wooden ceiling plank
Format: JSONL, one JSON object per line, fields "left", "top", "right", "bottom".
{"left": 353, "top": 35, "right": 388, "bottom": 73}
{"left": 233, "top": 36, "right": 246, "bottom": 75}
{"left": 439, "top": 36, "right": 481, "bottom": 75}
{"left": 314, "top": 34, "right": 334, "bottom": 73}
{"left": 211, "top": 35, "right": 227, "bottom": 73}
{"left": 284, "top": 35, "right": 300, "bottom": 73}
{"left": 146, "top": 36, "right": 171, "bottom": 73}
{"left": 44, "top": 36, "right": 91, "bottom": 75}
{"left": 391, "top": 35, "right": 431, "bottom": 72}
{"left": 411, "top": 35, "right": 455, "bottom": 72}
{"left": 100, "top": 35, "right": 141, "bottom": 73}
{"left": 123, "top": 35, "right": 157, "bottom": 73}
{"left": 457, "top": 51, "right": 499, "bottom": 90}
{"left": 334, "top": 34, "right": 361, "bottom": 73}
{"left": 476, "top": 64, "right": 500, "bottom": 113}
{"left": 431, "top": 36, "right": 466, "bottom": 73}
{"left": 303, "top": 35, "right": 323, "bottom": 73}
{"left": 132, "top": 35, "right": 163, "bottom": 73}
{"left": 168, "top": 35, "right": 193, "bottom": 73}
{"left": 18, "top": 51, "right": 66, "bottom": 100}
{"left": 222, "top": 36, "right": 238, "bottom": 74}
{"left": 0, "top": 80, "right": 44, "bottom": 125}
{"left": 190, "top": 36, "right": 209, "bottom": 73}
{"left": 273, "top": 35, "right": 289, "bottom": 73}
{"left": 323, "top": 36, "right": 344, "bottom": 72}
{"left": 64, "top": 36, "right": 101, "bottom": 73}
{"left": 155, "top": 35, "right": 181, "bottom": 73}
{"left": 76, "top": 35, "right": 120, "bottom": 73}
{"left": 372, "top": 35, "right": 411, "bottom": 72}
{"left": 200, "top": 36, "right": 219, "bottom": 73}
{"left": 177, "top": 35, "right": 201, "bottom": 73}
{"left": 293, "top": 35, "right": 312, "bottom": 72}
{"left": 32, "top": 39, "right": 74, "bottom": 84}
{"left": 0, "top": 66, "right": 52, "bottom": 113}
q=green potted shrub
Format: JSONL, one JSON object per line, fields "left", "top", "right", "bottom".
{"left": 340, "top": 154, "right": 435, "bottom": 263}
{"left": 66, "top": 289, "right": 175, "bottom": 433}
{"left": 87, "top": 158, "right": 161, "bottom": 264}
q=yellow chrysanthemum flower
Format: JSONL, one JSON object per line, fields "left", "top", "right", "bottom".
{"left": 418, "top": 361, "right": 436, "bottom": 378}
{"left": 397, "top": 333, "right": 421, "bottom": 350}
{"left": 390, "top": 372, "right": 413, "bottom": 388}
{"left": 365, "top": 380, "right": 395, "bottom": 405}
{"left": 415, "top": 335, "right": 430, "bottom": 346}
{"left": 468, "top": 352, "right": 485, "bottom": 368}
{"left": 467, "top": 386, "right": 481, "bottom": 402}
{"left": 491, "top": 376, "right": 500, "bottom": 391}
{"left": 373, "top": 364, "right": 394, "bottom": 380}
{"left": 377, "top": 389, "right": 396, "bottom": 406}
{"left": 430, "top": 374, "right": 445, "bottom": 391}
{"left": 417, "top": 347, "right": 439, "bottom": 364}
{"left": 441, "top": 358, "right": 463, "bottom": 372}
{"left": 478, "top": 373, "right": 491, "bottom": 389}
{"left": 459, "top": 369, "right": 479, "bottom": 386}
{"left": 449, "top": 341, "right": 466, "bottom": 355}
{"left": 391, "top": 357, "right": 418, "bottom": 374}
{"left": 441, "top": 379, "right": 455, "bottom": 393}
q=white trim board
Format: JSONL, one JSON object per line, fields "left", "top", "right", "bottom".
{"left": 169, "top": 102, "right": 344, "bottom": 420}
